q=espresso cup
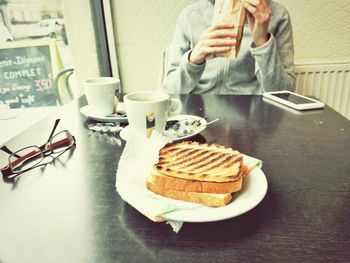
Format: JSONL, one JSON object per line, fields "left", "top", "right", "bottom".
{"left": 84, "top": 77, "right": 120, "bottom": 115}
{"left": 124, "top": 91, "right": 182, "bottom": 138}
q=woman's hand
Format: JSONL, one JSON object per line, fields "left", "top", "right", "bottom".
{"left": 189, "top": 23, "right": 236, "bottom": 65}
{"left": 242, "top": 0, "right": 272, "bottom": 47}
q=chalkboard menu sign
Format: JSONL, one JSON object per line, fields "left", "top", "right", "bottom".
{"left": 0, "top": 39, "right": 62, "bottom": 108}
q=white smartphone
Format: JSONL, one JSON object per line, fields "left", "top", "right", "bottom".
{"left": 263, "top": 90, "right": 325, "bottom": 110}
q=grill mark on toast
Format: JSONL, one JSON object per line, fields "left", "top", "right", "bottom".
{"left": 159, "top": 151, "right": 241, "bottom": 175}
{"left": 158, "top": 148, "right": 208, "bottom": 167}
{"left": 189, "top": 154, "right": 236, "bottom": 174}
{"left": 180, "top": 154, "right": 241, "bottom": 176}
{"left": 175, "top": 152, "right": 227, "bottom": 171}
{"left": 168, "top": 151, "right": 219, "bottom": 170}
{"left": 154, "top": 142, "right": 243, "bottom": 182}
{"left": 196, "top": 155, "right": 242, "bottom": 175}
{"left": 160, "top": 147, "right": 189, "bottom": 157}
{"left": 159, "top": 142, "right": 201, "bottom": 155}
{"left": 158, "top": 144, "right": 236, "bottom": 160}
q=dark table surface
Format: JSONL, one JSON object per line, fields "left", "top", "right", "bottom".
{"left": 1, "top": 95, "right": 350, "bottom": 263}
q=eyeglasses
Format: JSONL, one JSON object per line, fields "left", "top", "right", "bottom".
{"left": 1, "top": 119, "right": 76, "bottom": 178}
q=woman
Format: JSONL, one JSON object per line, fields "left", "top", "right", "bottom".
{"left": 163, "top": 0, "right": 295, "bottom": 94}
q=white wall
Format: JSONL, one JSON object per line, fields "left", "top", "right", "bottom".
{"left": 61, "top": 0, "right": 101, "bottom": 95}
{"left": 111, "top": 0, "right": 192, "bottom": 93}
{"left": 111, "top": 0, "right": 350, "bottom": 93}
{"left": 279, "top": 0, "right": 350, "bottom": 62}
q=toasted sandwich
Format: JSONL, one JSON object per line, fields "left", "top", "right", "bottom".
{"left": 212, "top": 0, "right": 247, "bottom": 58}
{"left": 146, "top": 141, "right": 248, "bottom": 207}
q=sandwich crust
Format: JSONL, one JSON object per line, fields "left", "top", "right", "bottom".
{"left": 146, "top": 179, "right": 233, "bottom": 207}
{"left": 150, "top": 170, "right": 243, "bottom": 194}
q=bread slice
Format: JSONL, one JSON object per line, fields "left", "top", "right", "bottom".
{"left": 150, "top": 170, "right": 243, "bottom": 194}
{"left": 146, "top": 178, "right": 233, "bottom": 207}
{"left": 154, "top": 141, "right": 243, "bottom": 182}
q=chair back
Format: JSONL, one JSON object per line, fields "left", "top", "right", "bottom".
{"left": 53, "top": 68, "right": 75, "bottom": 105}
{"left": 158, "top": 49, "right": 168, "bottom": 92}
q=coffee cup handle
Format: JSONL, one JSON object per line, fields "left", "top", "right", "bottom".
{"left": 168, "top": 98, "right": 182, "bottom": 117}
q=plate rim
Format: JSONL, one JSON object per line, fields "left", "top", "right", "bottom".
{"left": 161, "top": 167, "right": 268, "bottom": 222}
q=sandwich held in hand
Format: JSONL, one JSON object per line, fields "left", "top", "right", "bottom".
{"left": 212, "top": 0, "right": 246, "bottom": 58}
{"left": 146, "top": 141, "right": 249, "bottom": 207}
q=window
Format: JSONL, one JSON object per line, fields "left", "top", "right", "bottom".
{"left": 0, "top": 0, "right": 73, "bottom": 108}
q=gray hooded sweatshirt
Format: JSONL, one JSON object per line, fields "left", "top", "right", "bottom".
{"left": 163, "top": 0, "right": 295, "bottom": 94}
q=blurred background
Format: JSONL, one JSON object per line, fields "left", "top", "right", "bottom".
{"left": 1, "top": 0, "right": 349, "bottom": 118}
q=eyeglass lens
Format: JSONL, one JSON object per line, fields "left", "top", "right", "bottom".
{"left": 9, "top": 146, "right": 44, "bottom": 174}
{"left": 49, "top": 130, "right": 75, "bottom": 154}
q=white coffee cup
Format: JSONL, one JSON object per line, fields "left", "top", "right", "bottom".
{"left": 124, "top": 91, "right": 182, "bottom": 138}
{"left": 84, "top": 77, "right": 120, "bottom": 115}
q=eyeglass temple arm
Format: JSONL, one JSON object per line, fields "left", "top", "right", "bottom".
{"left": 1, "top": 119, "right": 61, "bottom": 158}
{"left": 46, "top": 119, "right": 61, "bottom": 144}
{"left": 0, "top": 119, "right": 61, "bottom": 156}
{"left": 0, "top": 145, "right": 21, "bottom": 158}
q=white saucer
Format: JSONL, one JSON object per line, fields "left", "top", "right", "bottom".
{"left": 119, "top": 115, "right": 207, "bottom": 141}
{"left": 80, "top": 103, "right": 127, "bottom": 123}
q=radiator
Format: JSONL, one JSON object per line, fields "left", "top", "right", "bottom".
{"left": 295, "top": 61, "right": 350, "bottom": 120}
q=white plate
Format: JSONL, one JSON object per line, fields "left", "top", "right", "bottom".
{"left": 162, "top": 167, "right": 268, "bottom": 222}
{"left": 119, "top": 115, "right": 207, "bottom": 141}
{"left": 80, "top": 103, "right": 127, "bottom": 123}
